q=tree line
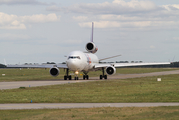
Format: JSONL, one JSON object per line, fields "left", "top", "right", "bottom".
{"left": 0, "top": 64, "right": 6, "bottom": 68}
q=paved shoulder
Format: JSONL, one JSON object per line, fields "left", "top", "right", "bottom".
{"left": 0, "top": 80, "right": 94, "bottom": 90}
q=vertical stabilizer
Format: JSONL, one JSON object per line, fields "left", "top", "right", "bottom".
{"left": 91, "top": 22, "right": 94, "bottom": 42}
{"left": 86, "top": 22, "right": 98, "bottom": 53}
{"left": 4, "top": 59, "right": 7, "bottom": 66}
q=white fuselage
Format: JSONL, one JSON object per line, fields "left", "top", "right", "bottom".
{"left": 66, "top": 51, "right": 99, "bottom": 72}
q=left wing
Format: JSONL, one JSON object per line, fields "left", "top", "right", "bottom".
{"left": 94, "top": 62, "right": 171, "bottom": 68}
{"left": 7, "top": 63, "right": 68, "bottom": 69}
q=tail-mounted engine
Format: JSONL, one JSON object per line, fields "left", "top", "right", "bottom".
{"left": 49, "top": 67, "right": 60, "bottom": 77}
{"left": 85, "top": 42, "right": 98, "bottom": 53}
{"left": 105, "top": 66, "right": 116, "bottom": 75}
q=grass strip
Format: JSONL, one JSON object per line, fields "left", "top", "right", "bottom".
{"left": 0, "top": 106, "right": 179, "bottom": 120}
{"left": 0, "top": 68, "right": 178, "bottom": 81}
{"left": 0, "top": 74, "right": 179, "bottom": 103}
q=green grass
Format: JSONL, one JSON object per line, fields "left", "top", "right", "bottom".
{"left": 1, "top": 68, "right": 179, "bottom": 120}
{"left": 0, "top": 68, "right": 64, "bottom": 81}
{"left": 1, "top": 74, "right": 179, "bottom": 103}
{"left": 0, "top": 68, "right": 178, "bottom": 81}
{"left": 0, "top": 107, "right": 179, "bottom": 120}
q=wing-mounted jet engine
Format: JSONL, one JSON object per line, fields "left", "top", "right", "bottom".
{"left": 85, "top": 42, "right": 98, "bottom": 53}
{"left": 105, "top": 66, "right": 116, "bottom": 75}
{"left": 50, "top": 67, "right": 60, "bottom": 77}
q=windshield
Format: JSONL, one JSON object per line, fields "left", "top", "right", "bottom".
{"left": 68, "top": 56, "right": 81, "bottom": 59}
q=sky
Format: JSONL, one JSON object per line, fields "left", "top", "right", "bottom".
{"left": 1, "top": 0, "right": 179, "bottom": 64}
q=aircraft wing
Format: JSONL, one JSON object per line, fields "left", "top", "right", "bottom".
{"left": 94, "top": 62, "right": 171, "bottom": 68}
{"left": 6, "top": 63, "right": 68, "bottom": 69}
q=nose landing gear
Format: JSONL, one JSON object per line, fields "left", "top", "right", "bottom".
{"left": 74, "top": 71, "right": 79, "bottom": 80}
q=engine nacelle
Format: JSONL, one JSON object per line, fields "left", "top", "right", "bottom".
{"left": 49, "top": 67, "right": 60, "bottom": 77}
{"left": 105, "top": 66, "right": 116, "bottom": 75}
{"left": 85, "top": 42, "right": 98, "bottom": 53}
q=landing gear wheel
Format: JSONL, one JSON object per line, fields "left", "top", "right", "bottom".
{"left": 75, "top": 77, "right": 79, "bottom": 80}
{"left": 83, "top": 75, "right": 89, "bottom": 80}
{"left": 86, "top": 75, "right": 89, "bottom": 80}
{"left": 100, "top": 75, "right": 103, "bottom": 80}
{"left": 83, "top": 75, "right": 85, "bottom": 80}
{"left": 104, "top": 75, "right": 107, "bottom": 79}
{"left": 64, "top": 76, "right": 67, "bottom": 80}
{"left": 69, "top": 75, "right": 72, "bottom": 80}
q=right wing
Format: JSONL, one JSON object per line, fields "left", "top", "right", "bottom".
{"left": 94, "top": 62, "right": 171, "bottom": 68}
{"left": 6, "top": 63, "right": 68, "bottom": 69}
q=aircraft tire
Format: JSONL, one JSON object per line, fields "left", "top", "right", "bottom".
{"left": 104, "top": 75, "right": 107, "bottom": 79}
{"left": 69, "top": 76, "right": 72, "bottom": 80}
{"left": 86, "top": 75, "right": 89, "bottom": 80}
{"left": 100, "top": 75, "right": 103, "bottom": 79}
{"left": 64, "top": 76, "right": 67, "bottom": 80}
{"left": 83, "top": 75, "right": 86, "bottom": 80}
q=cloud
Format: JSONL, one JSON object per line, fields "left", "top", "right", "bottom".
{"left": 0, "top": 0, "right": 47, "bottom": 5}
{"left": 0, "top": 12, "right": 26, "bottom": 29}
{"left": 0, "top": 12, "right": 60, "bottom": 29}
{"left": 79, "top": 21, "right": 152, "bottom": 28}
{"left": 73, "top": 16, "right": 88, "bottom": 21}
{"left": 21, "top": 13, "right": 59, "bottom": 23}
{"left": 47, "top": 0, "right": 159, "bottom": 14}
{"left": 67, "top": 0, "right": 179, "bottom": 30}
{"left": 0, "top": 33, "right": 30, "bottom": 40}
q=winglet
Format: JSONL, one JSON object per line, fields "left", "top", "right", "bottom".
{"left": 91, "top": 22, "right": 94, "bottom": 42}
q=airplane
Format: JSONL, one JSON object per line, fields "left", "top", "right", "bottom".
{"left": 7, "top": 22, "right": 171, "bottom": 80}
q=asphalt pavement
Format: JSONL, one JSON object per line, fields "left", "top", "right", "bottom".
{"left": 1, "top": 103, "right": 179, "bottom": 110}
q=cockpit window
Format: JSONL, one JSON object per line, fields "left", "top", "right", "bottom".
{"left": 68, "top": 56, "right": 81, "bottom": 59}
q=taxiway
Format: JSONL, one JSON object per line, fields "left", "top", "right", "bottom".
{"left": 1, "top": 70, "right": 179, "bottom": 90}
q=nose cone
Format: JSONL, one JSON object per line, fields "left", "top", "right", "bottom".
{"left": 67, "top": 59, "right": 82, "bottom": 71}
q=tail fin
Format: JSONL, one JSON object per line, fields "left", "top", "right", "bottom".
{"left": 4, "top": 59, "right": 7, "bottom": 66}
{"left": 90, "top": 22, "right": 94, "bottom": 42}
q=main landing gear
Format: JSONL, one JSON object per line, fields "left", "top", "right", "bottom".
{"left": 64, "top": 69, "right": 108, "bottom": 80}
{"left": 82, "top": 72, "right": 89, "bottom": 80}
{"left": 83, "top": 75, "right": 89, "bottom": 80}
{"left": 64, "top": 69, "right": 72, "bottom": 80}
{"left": 100, "top": 68, "right": 107, "bottom": 80}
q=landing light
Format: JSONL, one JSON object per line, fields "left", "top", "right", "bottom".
{"left": 75, "top": 71, "right": 79, "bottom": 75}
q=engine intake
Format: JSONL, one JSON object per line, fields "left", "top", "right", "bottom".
{"left": 105, "top": 66, "right": 116, "bottom": 75}
{"left": 86, "top": 42, "right": 98, "bottom": 53}
{"left": 49, "top": 67, "right": 60, "bottom": 77}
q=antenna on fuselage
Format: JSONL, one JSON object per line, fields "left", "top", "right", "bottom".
{"left": 91, "top": 22, "right": 94, "bottom": 42}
